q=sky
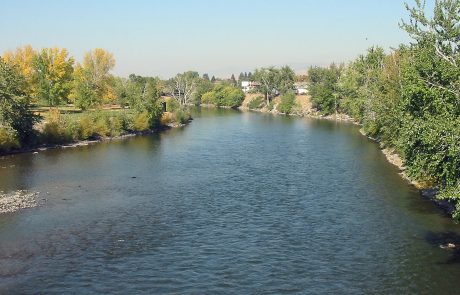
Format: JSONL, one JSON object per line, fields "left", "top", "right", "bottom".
{"left": 1, "top": 0, "right": 420, "bottom": 78}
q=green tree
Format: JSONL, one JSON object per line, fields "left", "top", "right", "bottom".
{"left": 277, "top": 66, "right": 296, "bottom": 94}
{"left": 307, "top": 64, "right": 342, "bottom": 114}
{"left": 398, "top": 0, "right": 460, "bottom": 215}
{"left": 0, "top": 58, "right": 40, "bottom": 144}
{"left": 253, "top": 67, "right": 279, "bottom": 105}
{"left": 278, "top": 91, "right": 297, "bottom": 114}
{"left": 201, "top": 84, "right": 244, "bottom": 107}
{"left": 71, "top": 48, "right": 115, "bottom": 109}
{"left": 33, "top": 47, "right": 74, "bottom": 106}
{"left": 230, "top": 74, "right": 237, "bottom": 86}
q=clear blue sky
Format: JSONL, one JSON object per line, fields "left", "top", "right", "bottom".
{"left": 1, "top": 0, "right": 418, "bottom": 78}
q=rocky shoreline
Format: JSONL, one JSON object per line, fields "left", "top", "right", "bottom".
{"left": 0, "top": 190, "right": 40, "bottom": 214}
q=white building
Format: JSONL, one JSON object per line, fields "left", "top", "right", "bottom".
{"left": 241, "top": 81, "right": 260, "bottom": 93}
{"left": 294, "top": 82, "right": 308, "bottom": 95}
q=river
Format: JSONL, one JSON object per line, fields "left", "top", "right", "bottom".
{"left": 1, "top": 108, "right": 460, "bottom": 294}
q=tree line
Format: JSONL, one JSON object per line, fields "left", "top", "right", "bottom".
{"left": 306, "top": 0, "right": 460, "bottom": 218}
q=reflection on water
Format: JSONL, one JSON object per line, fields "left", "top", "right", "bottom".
{"left": 0, "top": 107, "right": 459, "bottom": 294}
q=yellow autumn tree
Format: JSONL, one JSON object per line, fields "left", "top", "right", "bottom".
{"left": 2, "top": 45, "right": 36, "bottom": 97}
{"left": 33, "top": 47, "right": 74, "bottom": 106}
{"left": 71, "top": 48, "right": 116, "bottom": 109}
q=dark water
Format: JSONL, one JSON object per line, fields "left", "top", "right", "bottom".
{"left": 1, "top": 108, "right": 460, "bottom": 294}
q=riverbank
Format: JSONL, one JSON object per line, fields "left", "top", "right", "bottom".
{"left": 237, "top": 94, "right": 450, "bottom": 216}
{"left": 0, "top": 126, "right": 174, "bottom": 158}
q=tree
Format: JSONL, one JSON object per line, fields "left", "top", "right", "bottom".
{"left": 0, "top": 58, "right": 40, "bottom": 144}
{"left": 168, "top": 71, "right": 199, "bottom": 105}
{"left": 2, "top": 45, "right": 36, "bottom": 98}
{"left": 307, "top": 64, "right": 342, "bottom": 114}
{"left": 230, "top": 74, "right": 237, "bottom": 86}
{"left": 398, "top": 0, "right": 460, "bottom": 215}
{"left": 193, "top": 77, "right": 214, "bottom": 105}
{"left": 253, "top": 67, "right": 279, "bottom": 105}
{"left": 33, "top": 47, "right": 74, "bottom": 106}
{"left": 201, "top": 84, "right": 245, "bottom": 107}
{"left": 71, "top": 48, "right": 115, "bottom": 109}
{"left": 277, "top": 66, "right": 296, "bottom": 94}
{"left": 211, "top": 75, "right": 216, "bottom": 83}
{"left": 203, "top": 73, "right": 210, "bottom": 81}
{"left": 238, "top": 72, "right": 245, "bottom": 85}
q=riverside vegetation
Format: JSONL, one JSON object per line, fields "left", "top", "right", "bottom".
{"left": 1, "top": 0, "right": 459, "bottom": 219}
{"left": 0, "top": 48, "right": 192, "bottom": 155}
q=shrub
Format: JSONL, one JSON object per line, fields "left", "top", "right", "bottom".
{"left": 133, "top": 111, "right": 150, "bottom": 131}
{"left": 79, "top": 114, "right": 94, "bottom": 139}
{"left": 201, "top": 92, "right": 215, "bottom": 105}
{"left": 248, "top": 96, "right": 264, "bottom": 110}
{"left": 93, "top": 116, "right": 110, "bottom": 137}
{"left": 174, "top": 109, "right": 191, "bottom": 124}
{"left": 201, "top": 85, "right": 244, "bottom": 107}
{"left": 160, "top": 112, "right": 174, "bottom": 125}
{"left": 278, "top": 92, "right": 297, "bottom": 114}
{"left": 41, "top": 108, "right": 72, "bottom": 144}
{"left": 166, "top": 98, "right": 180, "bottom": 112}
{"left": 0, "top": 126, "right": 20, "bottom": 152}
{"left": 108, "top": 116, "right": 123, "bottom": 137}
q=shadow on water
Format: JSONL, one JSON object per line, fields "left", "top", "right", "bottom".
{"left": 0, "top": 154, "right": 36, "bottom": 192}
{"left": 425, "top": 231, "right": 460, "bottom": 264}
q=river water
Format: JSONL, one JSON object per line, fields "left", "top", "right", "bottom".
{"left": 1, "top": 108, "right": 460, "bottom": 294}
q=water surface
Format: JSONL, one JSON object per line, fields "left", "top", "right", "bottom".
{"left": 1, "top": 108, "right": 459, "bottom": 294}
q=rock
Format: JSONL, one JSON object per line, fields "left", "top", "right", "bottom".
{"left": 0, "top": 191, "right": 39, "bottom": 214}
{"left": 440, "top": 243, "right": 456, "bottom": 249}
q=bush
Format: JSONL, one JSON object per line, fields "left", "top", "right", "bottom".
{"left": 174, "top": 109, "right": 191, "bottom": 124}
{"left": 201, "top": 85, "right": 245, "bottom": 107}
{"left": 41, "top": 108, "right": 72, "bottom": 144}
{"left": 133, "top": 111, "right": 150, "bottom": 131}
{"left": 78, "top": 114, "right": 94, "bottom": 139}
{"left": 248, "top": 96, "right": 264, "bottom": 110}
{"left": 166, "top": 98, "right": 180, "bottom": 112}
{"left": 278, "top": 92, "right": 297, "bottom": 114}
{"left": 160, "top": 112, "right": 174, "bottom": 125}
{"left": 93, "top": 116, "right": 110, "bottom": 137}
{"left": 0, "top": 126, "right": 20, "bottom": 152}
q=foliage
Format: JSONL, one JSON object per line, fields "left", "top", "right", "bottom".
{"left": 133, "top": 111, "right": 150, "bottom": 131}
{"left": 201, "top": 84, "right": 245, "bottom": 107}
{"left": 0, "top": 126, "right": 20, "bottom": 152}
{"left": 305, "top": 0, "right": 460, "bottom": 218}
{"left": 248, "top": 96, "right": 264, "bottom": 110}
{"left": 0, "top": 57, "right": 40, "bottom": 145}
{"left": 193, "top": 78, "right": 214, "bottom": 105}
{"left": 41, "top": 109, "right": 72, "bottom": 144}
{"left": 33, "top": 47, "right": 74, "bottom": 106}
{"left": 251, "top": 66, "right": 295, "bottom": 105}
{"left": 71, "top": 48, "right": 115, "bottom": 110}
{"left": 307, "top": 64, "right": 342, "bottom": 115}
{"left": 167, "top": 71, "right": 200, "bottom": 105}
{"left": 2, "top": 45, "right": 36, "bottom": 98}
{"left": 166, "top": 97, "right": 180, "bottom": 112}
{"left": 277, "top": 91, "right": 297, "bottom": 114}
